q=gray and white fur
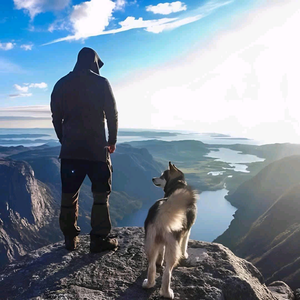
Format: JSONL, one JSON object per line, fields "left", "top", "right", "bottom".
{"left": 143, "top": 162, "right": 197, "bottom": 299}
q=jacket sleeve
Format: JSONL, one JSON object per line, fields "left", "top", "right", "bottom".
{"left": 50, "top": 82, "right": 63, "bottom": 143}
{"left": 103, "top": 79, "right": 118, "bottom": 145}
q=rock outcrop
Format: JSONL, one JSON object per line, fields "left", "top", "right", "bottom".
{"left": 0, "top": 159, "right": 61, "bottom": 267}
{"left": 0, "top": 227, "right": 295, "bottom": 300}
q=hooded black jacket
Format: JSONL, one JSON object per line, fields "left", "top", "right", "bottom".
{"left": 51, "top": 47, "right": 118, "bottom": 162}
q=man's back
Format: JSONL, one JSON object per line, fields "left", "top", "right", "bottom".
{"left": 51, "top": 48, "right": 118, "bottom": 162}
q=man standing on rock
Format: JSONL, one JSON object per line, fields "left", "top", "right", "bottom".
{"left": 51, "top": 47, "right": 118, "bottom": 252}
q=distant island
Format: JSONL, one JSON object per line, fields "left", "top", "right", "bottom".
{"left": 0, "top": 139, "right": 57, "bottom": 145}
{"left": 0, "top": 134, "right": 50, "bottom": 138}
{"left": 207, "top": 133, "right": 231, "bottom": 138}
{"left": 206, "top": 133, "right": 251, "bottom": 140}
{"left": 215, "top": 137, "right": 251, "bottom": 140}
{"left": 118, "top": 130, "right": 181, "bottom": 138}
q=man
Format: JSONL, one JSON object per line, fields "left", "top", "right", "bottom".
{"left": 51, "top": 47, "right": 118, "bottom": 252}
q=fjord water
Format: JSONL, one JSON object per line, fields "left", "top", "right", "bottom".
{"left": 190, "top": 189, "right": 236, "bottom": 241}
{"left": 118, "top": 188, "right": 237, "bottom": 242}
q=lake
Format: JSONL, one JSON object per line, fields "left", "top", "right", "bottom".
{"left": 118, "top": 187, "right": 237, "bottom": 242}
{"left": 205, "top": 147, "right": 265, "bottom": 173}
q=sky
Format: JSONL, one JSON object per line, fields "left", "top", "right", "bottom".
{"left": 0, "top": 0, "right": 299, "bottom": 143}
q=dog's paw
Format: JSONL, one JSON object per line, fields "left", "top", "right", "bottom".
{"left": 183, "top": 252, "right": 189, "bottom": 259}
{"left": 159, "top": 288, "right": 174, "bottom": 299}
{"left": 142, "top": 279, "right": 156, "bottom": 289}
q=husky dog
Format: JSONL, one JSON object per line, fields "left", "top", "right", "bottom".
{"left": 143, "top": 162, "right": 197, "bottom": 299}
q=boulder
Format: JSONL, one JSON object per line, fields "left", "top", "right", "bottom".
{"left": 267, "top": 281, "right": 295, "bottom": 300}
{"left": 294, "top": 289, "right": 300, "bottom": 300}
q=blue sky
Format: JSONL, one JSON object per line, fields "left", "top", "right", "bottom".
{"left": 0, "top": 0, "right": 299, "bottom": 143}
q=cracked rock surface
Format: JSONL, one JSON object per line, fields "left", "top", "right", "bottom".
{"left": 0, "top": 227, "right": 293, "bottom": 300}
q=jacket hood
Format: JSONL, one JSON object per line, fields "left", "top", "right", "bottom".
{"left": 73, "top": 47, "right": 104, "bottom": 75}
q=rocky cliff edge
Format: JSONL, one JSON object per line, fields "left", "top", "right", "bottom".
{"left": 0, "top": 227, "right": 298, "bottom": 300}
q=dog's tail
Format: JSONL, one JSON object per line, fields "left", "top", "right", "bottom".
{"left": 157, "top": 188, "right": 197, "bottom": 232}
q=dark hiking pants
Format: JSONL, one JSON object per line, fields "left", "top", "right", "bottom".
{"left": 60, "top": 159, "right": 112, "bottom": 239}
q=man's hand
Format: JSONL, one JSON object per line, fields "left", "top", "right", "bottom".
{"left": 107, "top": 144, "right": 116, "bottom": 154}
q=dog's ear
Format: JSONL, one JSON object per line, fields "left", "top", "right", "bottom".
{"left": 169, "top": 161, "right": 176, "bottom": 173}
{"left": 172, "top": 163, "right": 183, "bottom": 174}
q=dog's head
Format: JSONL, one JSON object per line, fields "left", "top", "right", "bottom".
{"left": 152, "top": 161, "right": 184, "bottom": 189}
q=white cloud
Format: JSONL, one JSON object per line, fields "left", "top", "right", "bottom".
{"left": 118, "top": 16, "right": 177, "bottom": 31}
{"left": 0, "top": 106, "right": 51, "bottom": 128}
{"left": 146, "top": 15, "right": 201, "bottom": 33}
{"left": 14, "top": 84, "right": 29, "bottom": 93}
{"left": 115, "top": 0, "right": 126, "bottom": 10}
{"left": 146, "top": 1, "right": 187, "bottom": 15}
{"left": 0, "top": 105, "right": 50, "bottom": 114}
{"left": 45, "top": 0, "right": 233, "bottom": 44}
{"left": 44, "top": 17, "right": 177, "bottom": 44}
{"left": 29, "top": 82, "right": 48, "bottom": 89}
{"left": 0, "top": 105, "right": 50, "bottom": 117}
{"left": 114, "top": 1, "right": 300, "bottom": 143}
{"left": 48, "top": 24, "right": 57, "bottom": 33}
{"left": 11, "top": 82, "right": 47, "bottom": 99}
{"left": 70, "top": 0, "right": 116, "bottom": 40}
{"left": 0, "top": 42, "right": 14, "bottom": 51}
{"left": 0, "top": 116, "right": 49, "bottom": 120}
{"left": 9, "top": 93, "right": 32, "bottom": 98}
{"left": 20, "top": 44, "right": 33, "bottom": 51}
{"left": 48, "top": 20, "right": 70, "bottom": 33}
{"left": 13, "top": 0, "right": 70, "bottom": 19}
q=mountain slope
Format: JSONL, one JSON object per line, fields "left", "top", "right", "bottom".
{"left": 234, "top": 183, "right": 300, "bottom": 289}
{"left": 0, "top": 159, "right": 61, "bottom": 266}
{"left": 214, "top": 155, "right": 300, "bottom": 249}
{"left": 214, "top": 155, "right": 300, "bottom": 289}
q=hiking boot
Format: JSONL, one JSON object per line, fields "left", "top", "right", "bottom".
{"left": 65, "top": 236, "right": 79, "bottom": 251}
{"left": 90, "top": 235, "right": 118, "bottom": 253}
